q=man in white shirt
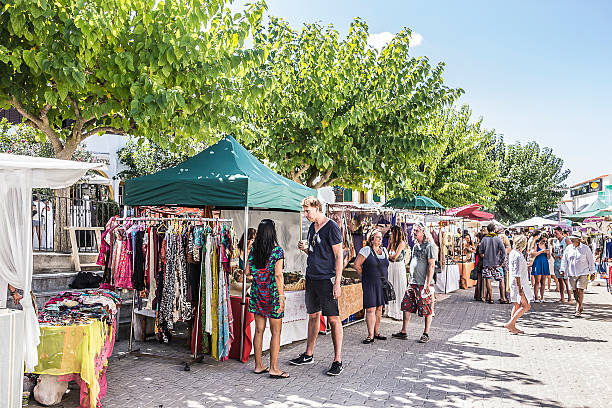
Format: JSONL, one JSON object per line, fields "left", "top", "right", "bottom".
{"left": 560, "top": 232, "right": 595, "bottom": 317}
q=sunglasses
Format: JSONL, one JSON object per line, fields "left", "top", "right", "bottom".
{"left": 311, "top": 232, "right": 319, "bottom": 248}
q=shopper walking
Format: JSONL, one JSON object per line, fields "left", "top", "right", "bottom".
{"left": 246, "top": 219, "right": 287, "bottom": 378}
{"left": 560, "top": 232, "right": 595, "bottom": 317}
{"left": 479, "top": 224, "right": 506, "bottom": 304}
{"left": 552, "top": 227, "right": 572, "bottom": 303}
{"left": 392, "top": 222, "right": 436, "bottom": 343}
{"left": 354, "top": 229, "right": 389, "bottom": 343}
{"left": 386, "top": 225, "right": 407, "bottom": 320}
{"left": 292, "top": 196, "right": 344, "bottom": 376}
{"left": 504, "top": 235, "right": 533, "bottom": 334}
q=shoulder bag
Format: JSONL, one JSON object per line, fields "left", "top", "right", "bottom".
{"left": 370, "top": 246, "right": 396, "bottom": 303}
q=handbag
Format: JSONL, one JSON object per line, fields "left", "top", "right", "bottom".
{"left": 370, "top": 246, "right": 396, "bottom": 303}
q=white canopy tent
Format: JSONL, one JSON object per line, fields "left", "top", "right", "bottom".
{"left": 510, "top": 216, "right": 559, "bottom": 228}
{"left": 0, "top": 153, "right": 105, "bottom": 371}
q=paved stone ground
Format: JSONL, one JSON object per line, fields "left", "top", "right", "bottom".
{"left": 30, "top": 284, "right": 612, "bottom": 408}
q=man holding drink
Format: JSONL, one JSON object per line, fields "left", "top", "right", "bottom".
{"left": 290, "top": 196, "right": 344, "bottom": 376}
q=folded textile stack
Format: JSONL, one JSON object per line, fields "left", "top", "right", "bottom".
{"left": 38, "top": 290, "right": 121, "bottom": 326}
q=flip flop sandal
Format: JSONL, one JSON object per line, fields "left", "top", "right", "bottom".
{"left": 253, "top": 367, "right": 269, "bottom": 374}
{"left": 362, "top": 337, "right": 375, "bottom": 344}
{"left": 269, "top": 371, "right": 290, "bottom": 379}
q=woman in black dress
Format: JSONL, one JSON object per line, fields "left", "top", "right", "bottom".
{"left": 354, "top": 229, "right": 390, "bottom": 344}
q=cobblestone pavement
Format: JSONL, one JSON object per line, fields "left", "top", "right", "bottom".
{"left": 31, "top": 284, "right": 611, "bottom": 408}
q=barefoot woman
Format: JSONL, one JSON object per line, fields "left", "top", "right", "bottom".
{"left": 505, "top": 235, "right": 533, "bottom": 334}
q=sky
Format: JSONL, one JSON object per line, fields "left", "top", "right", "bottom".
{"left": 233, "top": 0, "right": 612, "bottom": 187}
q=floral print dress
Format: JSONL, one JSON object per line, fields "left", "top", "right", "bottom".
{"left": 248, "top": 246, "right": 285, "bottom": 319}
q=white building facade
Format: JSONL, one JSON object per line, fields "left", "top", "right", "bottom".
{"left": 570, "top": 174, "right": 612, "bottom": 213}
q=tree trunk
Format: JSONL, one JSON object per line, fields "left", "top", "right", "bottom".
{"left": 53, "top": 188, "right": 72, "bottom": 253}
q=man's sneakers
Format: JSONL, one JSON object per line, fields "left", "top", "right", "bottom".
{"left": 289, "top": 353, "right": 314, "bottom": 366}
{"left": 418, "top": 333, "right": 430, "bottom": 343}
{"left": 326, "top": 361, "right": 343, "bottom": 376}
{"left": 290, "top": 354, "right": 342, "bottom": 376}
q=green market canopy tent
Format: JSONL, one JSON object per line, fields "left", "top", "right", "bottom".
{"left": 566, "top": 200, "right": 612, "bottom": 222}
{"left": 123, "top": 135, "right": 314, "bottom": 360}
{"left": 382, "top": 195, "right": 445, "bottom": 211}
{"left": 124, "top": 135, "right": 315, "bottom": 211}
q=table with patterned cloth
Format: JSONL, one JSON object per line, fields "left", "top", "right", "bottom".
{"left": 33, "top": 319, "right": 116, "bottom": 408}
{"left": 33, "top": 289, "right": 120, "bottom": 408}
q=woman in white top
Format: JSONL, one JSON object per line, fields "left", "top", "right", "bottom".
{"left": 386, "top": 226, "right": 407, "bottom": 320}
{"left": 504, "top": 235, "right": 533, "bottom": 334}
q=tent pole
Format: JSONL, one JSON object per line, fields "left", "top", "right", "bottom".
{"left": 240, "top": 206, "right": 249, "bottom": 361}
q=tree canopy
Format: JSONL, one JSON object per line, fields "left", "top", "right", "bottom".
{"left": 0, "top": 118, "right": 95, "bottom": 161}
{"left": 117, "top": 137, "right": 205, "bottom": 179}
{"left": 0, "top": 0, "right": 265, "bottom": 159}
{"left": 492, "top": 139, "right": 570, "bottom": 223}
{"left": 239, "top": 17, "right": 462, "bottom": 191}
{"left": 398, "top": 105, "right": 499, "bottom": 208}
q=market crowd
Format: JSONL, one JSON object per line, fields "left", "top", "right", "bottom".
{"left": 465, "top": 225, "right": 597, "bottom": 333}
{"left": 244, "top": 196, "right": 600, "bottom": 379}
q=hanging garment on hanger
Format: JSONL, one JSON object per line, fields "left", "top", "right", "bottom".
{"left": 211, "top": 237, "right": 220, "bottom": 359}
{"left": 145, "top": 227, "right": 159, "bottom": 310}
{"left": 205, "top": 235, "right": 213, "bottom": 334}
{"left": 159, "top": 231, "right": 176, "bottom": 330}
{"left": 132, "top": 229, "right": 146, "bottom": 291}
{"left": 113, "top": 227, "right": 133, "bottom": 289}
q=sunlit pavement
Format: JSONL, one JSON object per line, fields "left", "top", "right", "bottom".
{"left": 31, "top": 284, "right": 611, "bottom": 407}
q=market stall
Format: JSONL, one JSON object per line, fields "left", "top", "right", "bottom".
{"left": 124, "top": 136, "right": 314, "bottom": 360}
{"left": 0, "top": 154, "right": 105, "bottom": 408}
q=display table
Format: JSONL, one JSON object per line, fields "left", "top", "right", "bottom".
{"left": 435, "top": 264, "right": 460, "bottom": 293}
{"left": 229, "top": 291, "right": 312, "bottom": 362}
{"left": 459, "top": 262, "right": 476, "bottom": 289}
{"left": 33, "top": 319, "right": 116, "bottom": 408}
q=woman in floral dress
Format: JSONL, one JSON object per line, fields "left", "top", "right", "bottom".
{"left": 246, "top": 219, "right": 288, "bottom": 378}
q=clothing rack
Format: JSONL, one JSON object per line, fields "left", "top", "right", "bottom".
{"left": 113, "top": 216, "right": 233, "bottom": 371}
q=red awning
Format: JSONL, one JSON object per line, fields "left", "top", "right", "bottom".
{"left": 444, "top": 204, "right": 495, "bottom": 221}
{"left": 469, "top": 210, "right": 495, "bottom": 221}
{"left": 444, "top": 204, "right": 481, "bottom": 217}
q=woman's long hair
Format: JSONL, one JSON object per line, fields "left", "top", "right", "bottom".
{"left": 238, "top": 228, "right": 256, "bottom": 253}
{"left": 252, "top": 219, "right": 279, "bottom": 269}
{"left": 388, "top": 225, "right": 404, "bottom": 252}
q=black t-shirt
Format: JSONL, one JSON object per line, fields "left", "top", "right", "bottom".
{"left": 306, "top": 219, "right": 343, "bottom": 280}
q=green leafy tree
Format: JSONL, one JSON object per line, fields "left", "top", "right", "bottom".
{"left": 399, "top": 105, "right": 499, "bottom": 208}
{"left": 0, "top": 118, "right": 96, "bottom": 162}
{"left": 492, "top": 139, "right": 570, "bottom": 223}
{"left": 118, "top": 137, "right": 205, "bottom": 179}
{"left": 0, "top": 0, "right": 265, "bottom": 160}
{"left": 239, "top": 18, "right": 462, "bottom": 191}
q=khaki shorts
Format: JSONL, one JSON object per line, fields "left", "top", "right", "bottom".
{"left": 568, "top": 275, "right": 589, "bottom": 291}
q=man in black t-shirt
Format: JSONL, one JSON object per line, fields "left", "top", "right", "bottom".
{"left": 289, "top": 196, "right": 344, "bottom": 376}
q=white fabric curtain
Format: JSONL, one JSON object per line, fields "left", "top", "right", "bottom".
{"left": 0, "top": 154, "right": 106, "bottom": 372}
{"left": 0, "top": 169, "right": 40, "bottom": 371}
